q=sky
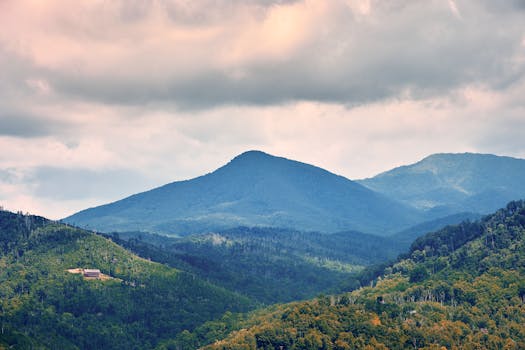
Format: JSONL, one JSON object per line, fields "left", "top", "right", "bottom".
{"left": 1, "top": 0, "right": 525, "bottom": 219}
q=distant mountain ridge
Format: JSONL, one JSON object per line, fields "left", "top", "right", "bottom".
{"left": 65, "top": 150, "right": 422, "bottom": 236}
{"left": 358, "top": 152, "right": 525, "bottom": 216}
{"left": 65, "top": 151, "right": 525, "bottom": 238}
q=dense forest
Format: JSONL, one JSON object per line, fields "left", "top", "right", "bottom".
{"left": 109, "top": 227, "right": 401, "bottom": 304}
{"left": 0, "top": 211, "right": 253, "bottom": 349}
{"left": 2, "top": 200, "right": 525, "bottom": 349}
{"left": 195, "top": 201, "right": 525, "bottom": 349}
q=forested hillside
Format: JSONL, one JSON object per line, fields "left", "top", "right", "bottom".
{"left": 199, "top": 201, "right": 525, "bottom": 349}
{"left": 110, "top": 227, "right": 401, "bottom": 304}
{"left": 0, "top": 210, "right": 253, "bottom": 349}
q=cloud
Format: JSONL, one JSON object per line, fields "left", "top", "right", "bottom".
{"left": 0, "top": 165, "right": 158, "bottom": 217}
{"left": 30, "top": 167, "right": 156, "bottom": 201}
{"left": 2, "top": 0, "right": 523, "bottom": 109}
{"left": 0, "top": 112, "right": 69, "bottom": 138}
{"left": 447, "top": 0, "right": 462, "bottom": 19}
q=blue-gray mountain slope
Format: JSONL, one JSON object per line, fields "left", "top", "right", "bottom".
{"left": 358, "top": 153, "right": 525, "bottom": 217}
{"left": 64, "top": 151, "right": 422, "bottom": 236}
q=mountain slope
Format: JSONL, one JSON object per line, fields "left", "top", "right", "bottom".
{"left": 65, "top": 151, "right": 422, "bottom": 236}
{"left": 391, "top": 211, "right": 482, "bottom": 247}
{"left": 0, "top": 210, "right": 253, "bottom": 349}
{"left": 198, "top": 201, "right": 525, "bottom": 349}
{"left": 358, "top": 152, "right": 525, "bottom": 216}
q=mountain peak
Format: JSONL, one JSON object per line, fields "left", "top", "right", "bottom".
{"left": 65, "top": 151, "right": 421, "bottom": 236}
{"left": 358, "top": 152, "right": 525, "bottom": 215}
{"left": 420, "top": 152, "right": 502, "bottom": 163}
{"left": 222, "top": 150, "right": 305, "bottom": 173}
{"left": 229, "top": 150, "right": 275, "bottom": 163}
{"left": 235, "top": 150, "right": 272, "bottom": 158}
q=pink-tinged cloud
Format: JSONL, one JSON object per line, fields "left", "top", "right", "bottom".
{"left": 2, "top": 1, "right": 523, "bottom": 107}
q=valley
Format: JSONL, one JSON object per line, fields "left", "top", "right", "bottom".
{"left": 109, "top": 227, "right": 402, "bottom": 304}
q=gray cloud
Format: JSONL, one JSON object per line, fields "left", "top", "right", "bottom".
{"left": 472, "top": 112, "right": 525, "bottom": 156}
{"left": 37, "top": 1, "right": 524, "bottom": 110}
{"left": 0, "top": 112, "right": 69, "bottom": 138}
{"left": 30, "top": 167, "right": 157, "bottom": 201}
{"left": 0, "top": 169, "right": 19, "bottom": 184}
{"left": 0, "top": 48, "right": 38, "bottom": 100}
{"left": 156, "top": 0, "right": 301, "bottom": 25}
{"left": 0, "top": 47, "right": 70, "bottom": 137}
{"left": 476, "top": 0, "right": 525, "bottom": 12}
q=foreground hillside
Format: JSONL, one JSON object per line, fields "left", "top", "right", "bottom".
{"left": 65, "top": 150, "right": 421, "bottom": 236}
{"left": 0, "top": 211, "right": 253, "bottom": 349}
{"left": 201, "top": 201, "right": 525, "bottom": 349}
{"left": 358, "top": 153, "right": 525, "bottom": 217}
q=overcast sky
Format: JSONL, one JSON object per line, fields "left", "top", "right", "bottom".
{"left": 1, "top": 0, "right": 525, "bottom": 219}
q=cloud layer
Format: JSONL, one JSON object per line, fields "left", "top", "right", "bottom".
{"left": 1, "top": 0, "right": 524, "bottom": 218}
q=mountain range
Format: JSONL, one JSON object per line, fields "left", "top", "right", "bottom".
{"left": 4, "top": 200, "right": 525, "bottom": 348}
{"left": 3, "top": 200, "right": 524, "bottom": 348}
{"left": 65, "top": 151, "right": 525, "bottom": 238}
